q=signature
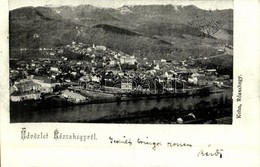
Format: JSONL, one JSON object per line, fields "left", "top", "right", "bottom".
{"left": 197, "top": 148, "right": 223, "bottom": 158}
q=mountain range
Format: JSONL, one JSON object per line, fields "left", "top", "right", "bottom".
{"left": 9, "top": 4, "right": 233, "bottom": 60}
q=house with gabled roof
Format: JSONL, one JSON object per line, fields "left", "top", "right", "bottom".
{"left": 30, "top": 75, "right": 56, "bottom": 90}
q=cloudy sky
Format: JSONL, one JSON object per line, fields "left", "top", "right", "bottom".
{"left": 9, "top": 0, "right": 233, "bottom": 10}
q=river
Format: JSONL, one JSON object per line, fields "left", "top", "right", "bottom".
{"left": 10, "top": 89, "right": 232, "bottom": 123}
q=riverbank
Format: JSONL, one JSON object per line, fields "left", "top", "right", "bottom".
{"left": 10, "top": 89, "right": 232, "bottom": 123}
{"left": 10, "top": 86, "right": 228, "bottom": 113}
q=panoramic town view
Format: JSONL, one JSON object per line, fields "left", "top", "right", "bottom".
{"left": 9, "top": 2, "right": 233, "bottom": 124}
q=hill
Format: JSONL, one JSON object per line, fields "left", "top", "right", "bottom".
{"left": 9, "top": 4, "right": 233, "bottom": 60}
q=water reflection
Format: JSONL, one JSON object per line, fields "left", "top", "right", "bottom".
{"left": 10, "top": 90, "right": 232, "bottom": 123}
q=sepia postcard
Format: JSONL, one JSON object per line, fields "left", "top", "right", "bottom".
{"left": 1, "top": 0, "right": 259, "bottom": 166}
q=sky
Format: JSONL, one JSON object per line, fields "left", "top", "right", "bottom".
{"left": 9, "top": 0, "right": 233, "bottom": 10}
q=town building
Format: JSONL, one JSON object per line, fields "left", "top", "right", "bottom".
{"left": 30, "top": 75, "right": 55, "bottom": 92}
{"left": 61, "top": 90, "right": 87, "bottom": 103}
{"left": 91, "top": 75, "right": 101, "bottom": 83}
{"left": 121, "top": 78, "right": 132, "bottom": 90}
{"left": 13, "top": 80, "right": 41, "bottom": 92}
{"left": 95, "top": 45, "right": 107, "bottom": 51}
{"left": 188, "top": 77, "right": 198, "bottom": 85}
{"left": 120, "top": 56, "right": 137, "bottom": 65}
{"left": 50, "top": 66, "right": 60, "bottom": 73}
{"left": 11, "top": 91, "right": 41, "bottom": 102}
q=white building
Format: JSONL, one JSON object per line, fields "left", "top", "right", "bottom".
{"left": 120, "top": 56, "right": 137, "bottom": 65}
{"left": 11, "top": 92, "right": 41, "bottom": 102}
{"left": 61, "top": 90, "right": 86, "bottom": 103}
{"left": 30, "top": 75, "right": 55, "bottom": 92}
{"left": 50, "top": 67, "right": 59, "bottom": 73}
{"left": 91, "top": 75, "right": 101, "bottom": 83}
{"left": 95, "top": 45, "right": 107, "bottom": 51}
{"left": 188, "top": 77, "right": 198, "bottom": 85}
{"left": 121, "top": 79, "right": 132, "bottom": 90}
{"left": 161, "top": 59, "right": 166, "bottom": 63}
{"left": 109, "top": 60, "right": 116, "bottom": 66}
